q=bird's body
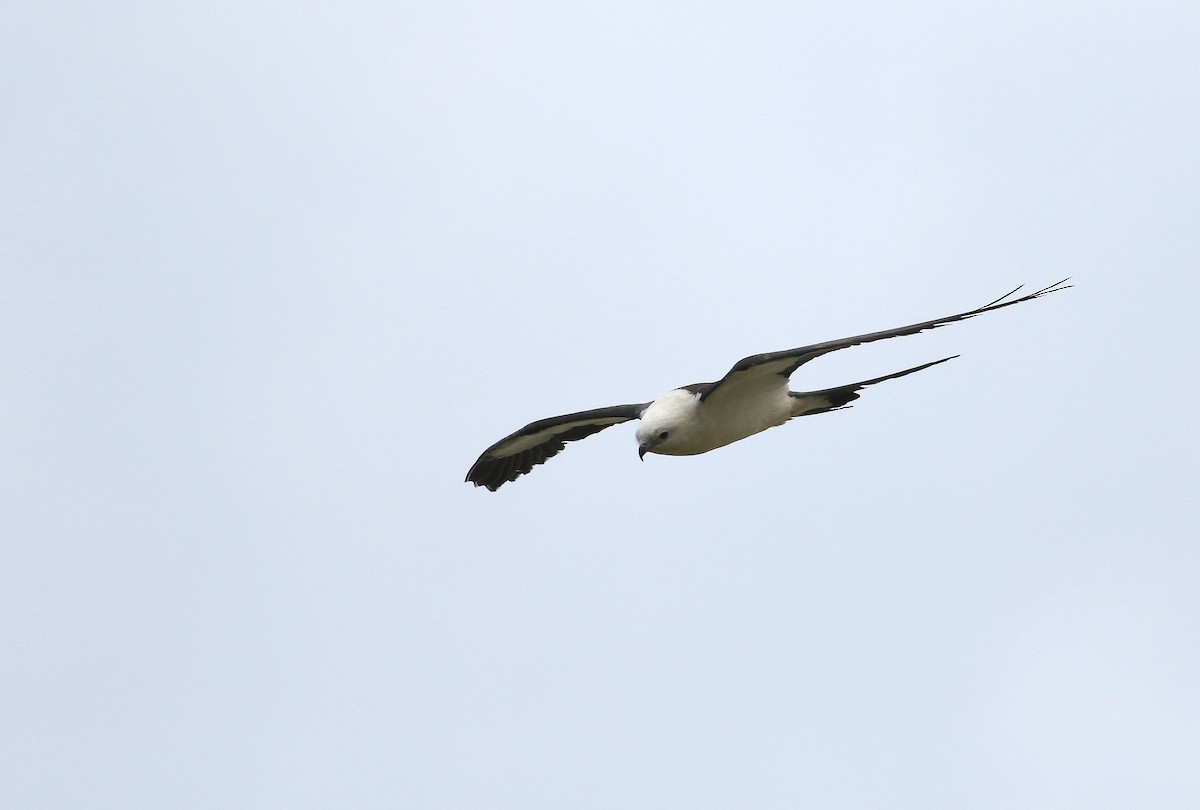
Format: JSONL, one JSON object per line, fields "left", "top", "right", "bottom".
{"left": 466, "top": 280, "right": 1070, "bottom": 491}
{"left": 634, "top": 354, "right": 954, "bottom": 458}
{"left": 637, "top": 378, "right": 796, "bottom": 457}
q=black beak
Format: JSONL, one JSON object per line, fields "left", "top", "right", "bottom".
{"left": 638, "top": 442, "right": 650, "bottom": 461}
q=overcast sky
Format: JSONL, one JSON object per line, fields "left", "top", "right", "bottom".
{"left": 3, "top": 2, "right": 1198, "bottom": 808}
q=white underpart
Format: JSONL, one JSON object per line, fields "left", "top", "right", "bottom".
{"left": 636, "top": 375, "right": 797, "bottom": 456}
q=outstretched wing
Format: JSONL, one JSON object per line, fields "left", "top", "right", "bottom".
{"left": 694, "top": 278, "right": 1071, "bottom": 402}
{"left": 466, "top": 403, "right": 649, "bottom": 491}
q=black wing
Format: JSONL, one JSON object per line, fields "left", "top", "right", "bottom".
{"left": 695, "top": 279, "right": 1071, "bottom": 400}
{"left": 466, "top": 403, "right": 649, "bottom": 491}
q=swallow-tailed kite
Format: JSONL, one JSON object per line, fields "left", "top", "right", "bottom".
{"left": 466, "top": 280, "right": 1070, "bottom": 491}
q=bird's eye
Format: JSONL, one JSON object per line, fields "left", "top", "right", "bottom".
{"left": 658, "top": 431, "right": 669, "bottom": 440}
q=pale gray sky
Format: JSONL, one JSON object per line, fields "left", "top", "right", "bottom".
{"left": 3, "top": 2, "right": 1198, "bottom": 808}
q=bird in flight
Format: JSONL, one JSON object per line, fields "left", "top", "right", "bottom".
{"left": 466, "top": 279, "right": 1070, "bottom": 491}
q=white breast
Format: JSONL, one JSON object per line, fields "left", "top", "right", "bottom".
{"left": 695, "top": 383, "right": 795, "bottom": 451}
{"left": 638, "top": 381, "right": 794, "bottom": 456}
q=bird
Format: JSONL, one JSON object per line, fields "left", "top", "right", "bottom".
{"left": 465, "top": 279, "right": 1071, "bottom": 491}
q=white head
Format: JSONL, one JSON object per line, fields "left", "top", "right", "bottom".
{"left": 635, "top": 388, "right": 704, "bottom": 458}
